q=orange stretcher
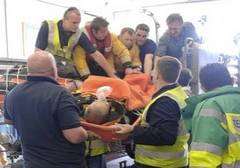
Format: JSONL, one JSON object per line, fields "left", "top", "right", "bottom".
{"left": 81, "top": 120, "right": 125, "bottom": 142}
{"left": 2, "top": 73, "right": 151, "bottom": 142}
{"left": 78, "top": 74, "right": 154, "bottom": 141}
{"left": 80, "top": 116, "right": 141, "bottom": 142}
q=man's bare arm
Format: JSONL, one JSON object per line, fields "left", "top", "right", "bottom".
{"left": 144, "top": 53, "right": 154, "bottom": 75}
{"left": 62, "top": 126, "right": 88, "bottom": 144}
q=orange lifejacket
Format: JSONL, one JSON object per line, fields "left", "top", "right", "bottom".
{"left": 84, "top": 25, "right": 112, "bottom": 58}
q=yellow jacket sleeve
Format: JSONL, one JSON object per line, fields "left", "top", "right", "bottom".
{"left": 73, "top": 46, "right": 90, "bottom": 77}
{"left": 111, "top": 33, "right": 132, "bottom": 67}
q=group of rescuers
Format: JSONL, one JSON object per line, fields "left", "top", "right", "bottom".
{"left": 3, "top": 6, "right": 240, "bottom": 168}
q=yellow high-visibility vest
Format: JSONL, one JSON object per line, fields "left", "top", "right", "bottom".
{"left": 46, "top": 20, "right": 82, "bottom": 60}
{"left": 85, "top": 139, "right": 109, "bottom": 157}
{"left": 135, "top": 86, "right": 189, "bottom": 168}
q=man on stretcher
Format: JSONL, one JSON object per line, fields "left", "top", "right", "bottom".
{"left": 84, "top": 99, "right": 110, "bottom": 125}
{"left": 75, "top": 73, "right": 155, "bottom": 141}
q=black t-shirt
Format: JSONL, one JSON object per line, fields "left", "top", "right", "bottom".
{"left": 4, "top": 76, "right": 86, "bottom": 168}
{"left": 35, "top": 20, "right": 96, "bottom": 54}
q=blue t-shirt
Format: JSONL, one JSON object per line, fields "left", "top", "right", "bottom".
{"left": 139, "top": 39, "right": 157, "bottom": 65}
{"left": 4, "top": 76, "right": 86, "bottom": 168}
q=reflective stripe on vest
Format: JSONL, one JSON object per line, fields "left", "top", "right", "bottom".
{"left": 46, "top": 20, "right": 81, "bottom": 60}
{"left": 135, "top": 86, "right": 189, "bottom": 167}
{"left": 136, "top": 144, "right": 188, "bottom": 159}
{"left": 199, "top": 108, "right": 227, "bottom": 125}
{"left": 85, "top": 139, "right": 109, "bottom": 157}
{"left": 191, "top": 142, "right": 223, "bottom": 156}
{"left": 190, "top": 112, "right": 240, "bottom": 167}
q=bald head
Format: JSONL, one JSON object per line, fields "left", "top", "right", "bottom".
{"left": 84, "top": 100, "right": 110, "bottom": 124}
{"left": 27, "top": 51, "right": 57, "bottom": 79}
